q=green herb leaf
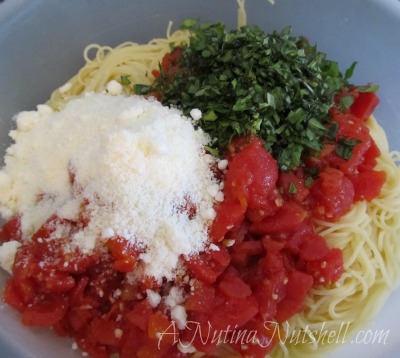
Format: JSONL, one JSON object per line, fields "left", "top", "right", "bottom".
{"left": 339, "top": 95, "right": 355, "bottom": 111}
{"left": 344, "top": 61, "right": 357, "bottom": 80}
{"left": 335, "top": 137, "right": 361, "bottom": 160}
{"left": 120, "top": 75, "right": 131, "bottom": 85}
{"left": 133, "top": 84, "right": 152, "bottom": 95}
{"left": 289, "top": 182, "right": 297, "bottom": 194}
{"left": 357, "top": 84, "right": 379, "bottom": 93}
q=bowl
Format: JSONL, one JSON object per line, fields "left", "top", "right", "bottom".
{"left": 1, "top": 1, "right": 400, "bottom": 357}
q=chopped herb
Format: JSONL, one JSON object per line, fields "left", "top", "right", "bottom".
{"left": 339, "top": 95, "right": 355, "bottom": 111}
{"left": 133, "top": 84, "right": 152, "bottom": 95}
{"left": 140, "top": 20, "right": 356, "bottom": 170}
{"left": 289, "top": 182, "right": 297, "bottom": 194}
{"left": 335, "top": 137, "right": 361, "bottom": 160}
{"left": 120, "top": 75, "right": 131, "bottom": 86}
{"left": 357, "top": 84, "right": 379, "bottom": 93}
{"left": 344, "top": 62, "right": 357, "bottom": 80}
{"left": 304, "top": 176, "right": 314, "bottom": 188}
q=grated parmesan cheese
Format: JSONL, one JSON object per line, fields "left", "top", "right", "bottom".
{"left": 0, "top": 92, "right": 219, "bottom": 281}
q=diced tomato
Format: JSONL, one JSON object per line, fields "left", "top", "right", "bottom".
{"left": 88, "top": 317, "right": 122, "bottom": 346}
{"left": 185, "top": 280, "right": 216, "bottom": 313}
{"left": 127, "top": 299, "right": 153, "bottom": 331}
{"left": 161, "top": 48, "right": 183, "bottom": 72}
{"left": 350, "top": 170, "right": 386, "bottom": 202}
{"left": 309, "top": 168, "right": 354, "bottom": 221}
{"left": 278, "top": 170, "right": 310, "bottom": 204}
{"left": 67, "top": 307, "right": 93, "bottom": 333}
{"left": 253, "top": 270, "right": 286, "bottom": 320}
{"left": 350, "top": 91, "right": 380, "bottom": 120}
{"left": 0, "top": 216, "right": 22, "bottom": 243}
{"left": 306, "top": 248, "right": 344, "bottom": 284}
{"left": 360, "top": 138, "right": 381, "bottom": 170}
{"left": 298, "top": 233, "right": 329, "bottom": 261}
{"left": 12, "top": 243, "right": 38, "bottom": 280}
{"left": 218, "top": 268, "right": 252, "bottom": 299}
{"left": 210, "top": 200, "right": 246, "bottom": 241}
{"left": 275, "top": 271, "right": 313, "bottom": 322}
{"left": 234, "top": 319, "right": 283, "bottom": 358}
{"left": 250, "top": 202, "right": 308, "bottom": 235}
{"left": 224, "top": 137, "right": 278, "bottom": 211}
{"left": 181, "top": 312, "right": 217, "bottom": 354}
{"left": 35, "top": 270, "right": 76, "bottom": 293}
{"left": 147, "top": 311, "right": 178, "bottom": 345}
{"left": 76, "top": 338, "right": 109, "bottom": 358}
{"left": 185, "top": 245, "right": 230, "bottom": 284}
{"left": 3, "top": 279, "right": 25, "bottom": 312}
{"left": 209, "top": 295, "right": 258, "bottom": 331}
{"left": 230, "top": 239, "right": 265, "bottom": 267}
{"left": 119, "top": 327, "right": 143, "bottom": 358}
{"left": 260, "top": 239, "right": 285, "bottom": 274}
{"left": 22, "top": 294, "right": 68, "bottom": 326}
{"left": 106, "top": 236, "right": 139, "bottom": 272}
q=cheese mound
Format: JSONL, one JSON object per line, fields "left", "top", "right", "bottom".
{"left": 0, "top": 93, "right": 219, "bottom": 281}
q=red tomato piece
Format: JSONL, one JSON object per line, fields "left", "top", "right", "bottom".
{"left": 119, "top": 327, "right": 143, "bottom": 358}
{"left": 350, "top": 91, "right": 380, "bottom": 120}
{"left": 275, "top": 271, "right": 313, "bottom": 322}
{"left": 22, "top": 294, "right": 68, "bottom": 327}
{"left": 210, "top": 200, "right": 246, "bottom": 242}
{"left": 106, "top": 236, "right": 139, "bottom": 272}
{"left": 306, "top": 248, "right": 344, "bottom": 284}
{"left": 127, "top": 299, "right": 154, "bottom": 331}
{"left": 185, "top": 245, "right": 230, "bottom": 284}
{"left": 3, "top": 279, "right": 25, "bottom": 312}
{"left": 309, "top": 168, "right": 354, "bottom": 221}
{"left": 67, "top": 307, "right": 93, "bottom": 333}
{"left": 76, "top": 338, "right": 109, "bottom": 358}
{"left": 230, "top": 239, "right": 265, "bottom": 268}
{"left": 253, "top": 270, "right": 286, "bottom": 320}
{"left": 225, "top": 137, "right": 278, "bottom": 210}
{"left": 235, "top": 319, "right": 282, "bottom": 358}
{"left": 35, "top": 270, "right": 75, "bottom": 294}
{"left": 0, "top": 216, "right": 22, "bottom": 243}
{"left": 249, "top": 201, "right": 308, "bottom": 235}
{"left": 298, "top": 233, "right": 329, "bottom": 261}
{"left": 350, "top": 170, "right": 386, "bottom": 202}
{"left": 210, "top": 295, "right": 258, "bottom": 331}
{"left": 278, "top": 170, "right": 310, "bottom": 204}
{"left": 88, "top": 317, "right": 122, "bottom": 346}
{"left": 161, "top": 48, "right": 183, "bottom": 72}
{"left": 359, "top": 138, "right": 381, "bottom": 171}
{"left": 185, "top": 280, "right": 216, "bottom": 313}
{"left": 147, "top": 311, "right": 178, "bottom": 345}
{"left": 218, "top": 269, "right": 252, "bottom": 299}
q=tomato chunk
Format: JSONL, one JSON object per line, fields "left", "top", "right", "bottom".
{"left": 0, "top": 216, "right": 22, "bottom": 243}
{"left": 309, "top": 168, "right": 354, "bottom": 221}
{"left": 22, "top": 294, "right": 68, "bottom": 327}
{"left": 350, "top": 91, "right": 380, "bottom": 120}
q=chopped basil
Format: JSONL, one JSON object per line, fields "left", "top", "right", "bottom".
{"left": 335, "top": 138, "right": 361, "bottom": 160}
{"left": 133, "top": 84, "right": 152, "bottom": 95}
{"left": 141, "top": 20, "right": 356, "bottom": 170}
{"left": 120, "top": 75, "right": 131, "bottom": 86}
{"left": 357, "top": 84, "right": 379, "bottom": 93}
{"left": 289, "top": 182, "right": 297, "bottom": 194}
{"left": 339, "top": 95, "right": 355, "bottom": 111}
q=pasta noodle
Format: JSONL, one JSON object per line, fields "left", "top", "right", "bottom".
{"left": 45, "top": 16, "right": 400, "bottom": 358}
{"left": 47, "top": 22, "right": 190, "bottom": 111}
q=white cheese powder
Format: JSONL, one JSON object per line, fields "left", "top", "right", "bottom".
{"left": 0, "top": 92, "right": 219, "bottom": 281}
